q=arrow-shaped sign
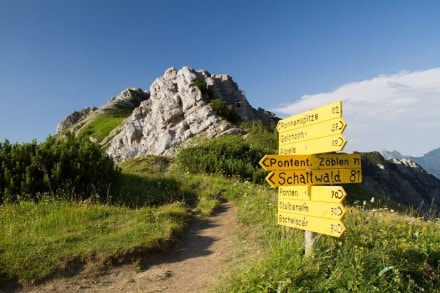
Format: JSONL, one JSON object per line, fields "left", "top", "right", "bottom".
{"left": 278, "top": 198, "right": 346, "bottom": 220}
{"left": 277, "top": 101, "right": 342, "bottom": 132}
{"left": 278, "top": 134, "right": 347, "bottom": 155}
{"left": 259, "top": 153, "right": 361, "bottom": 171}
{"left": 278, "top": 186, "right": 347, "bottom": 203}
{"left": 278, "top": 210, "right": 346, "bottom": 237}
{"left": 266, "top": 169, "right": 362, "bottom": 187}
{"left": 279, "top": 118, "right": 347, "bottom": 146}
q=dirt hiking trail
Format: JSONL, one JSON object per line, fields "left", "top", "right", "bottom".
{"left": 21, "top": 201, "right": 246, "bottom": 293}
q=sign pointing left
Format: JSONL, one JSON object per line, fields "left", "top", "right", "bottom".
{"left": 265, "top": 169, "right": 362, "bottom": 187}
{"left": 259, "top": 153, "right": 362, "bottom": 171}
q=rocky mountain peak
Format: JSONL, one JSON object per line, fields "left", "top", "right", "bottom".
{"left": 106, "top": 66, "right": 278, "bottom": 162}
{"left": 382, "top": 148, "right": 440, "bottom": 179}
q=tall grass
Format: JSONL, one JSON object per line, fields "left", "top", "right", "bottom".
{"left": 0, "top": 199, "right": 187, "bottom": 284}
{"left": 217, "top": 182, "right": 440, "bottom": 292}
{"left": 0, "top": 155, "right": 233, "bottom": 286}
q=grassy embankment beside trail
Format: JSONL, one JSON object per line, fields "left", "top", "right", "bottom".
{"left": 216, "top": 182, "right": 440, "bottom": 292}
{"left": 0, "top": 151, "right": 248, "bottom": 287}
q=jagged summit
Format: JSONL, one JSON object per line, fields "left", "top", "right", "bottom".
{"left": 57, "top": 66, "right": 278, "bottom": 162}
{"left": 382, "top": 148, "right": 440, "bottom": 179}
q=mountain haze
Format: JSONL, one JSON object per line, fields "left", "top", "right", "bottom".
{"left": 382, "top": 148, "right": 440, "bottom": 179}
{"left": 361, "top": 152, "right": 440, "bottom": 215}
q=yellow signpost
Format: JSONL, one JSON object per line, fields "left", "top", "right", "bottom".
{"left": 276, "top": 101, "right": 342, "bottom": 132}
{"left": 260, "top": 100, "right": 361, "bottom": 250}
{"left": 279, "top": 118, "right": 347, "bottom": 145}
{"left": 259, "top": 153, "right": 362, "bottom": 171}
{"left": 278, "top": 186, "right": 347, "bottom": 203}
{"left": 278, "top": 198, "right": 346, "bottom": 220}
{"left": 278, "top": 134, "right": 347, "bottom": 155}
{"left": 266, "top": 169, "right": 362, "bottom": 187}
{"left": 278, "top": 210, "right": 346, "bottom": 237}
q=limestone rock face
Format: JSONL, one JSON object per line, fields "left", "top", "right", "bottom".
{"left": 362, "top": 152, "right": 440, "bottom": 215}
{"left": 382, "top": 149, "right": 440, "bottom": 179}
{"left": 57, "top": 107, "right": 97, "bottom": 133}
{"left": 56, "top": 88, "right": 149, "bottom": 137}
{"left": 106, "top": 67, "right": 275, "bottom": 162}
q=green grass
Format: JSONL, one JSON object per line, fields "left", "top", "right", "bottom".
{"left": 0, "top": 155, "right": 224, "bottom": 286}
{"left": 78, "top": 102, "right": 134, "bottom": 143}
{"left": 0, "top": 200, "right": 187, "bottom": 284}
{"left": 216, "top": 183, "right": 440, "bottom": 292}
{"left": 2, "top": 152, "right": 439, "bottom": 291}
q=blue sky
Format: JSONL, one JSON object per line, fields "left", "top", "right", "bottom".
{"left": 1, "top": 0, "right": 439, "bottom": 156}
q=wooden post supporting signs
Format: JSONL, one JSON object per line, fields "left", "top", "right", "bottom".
{"left": 259, "top": 100, "right": 362, "bottom": 257}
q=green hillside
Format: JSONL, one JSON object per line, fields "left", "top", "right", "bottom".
{"left": 1, "top": 122, "right": 439, "bottom": 291}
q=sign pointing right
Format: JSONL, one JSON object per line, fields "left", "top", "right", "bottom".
{"left": 276, "top": 101, "right": 342, "bottom": 132}
{"left": 279, "top": 118, "right": 347, "bottom": 145}
{"left": 278, "top": 186, "right": 347, "bottom": 203}
{"left": 278, "top": 134, "right": 347, "bottom": 155}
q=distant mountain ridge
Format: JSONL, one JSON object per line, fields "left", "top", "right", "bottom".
{"left": 382, "top": 148, "right": 440, "bottom": 179}
{"left": 361, "top": 152, "right": 440, "bottom": 215}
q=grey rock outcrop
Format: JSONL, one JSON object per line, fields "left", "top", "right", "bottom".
{"left": 382, "top": 148, "right": 440, "bottom": 179}
{"left": 57, "top": 107, "right": 97, "bottom": 133}
{"left": 362, "top": 152, "right": 440, "bottom": 215}
{"left": 107, "top": 67, "right": 277, "bottom": 162}
{"left": 56, "top": 88, "right": 149, "bottom": 137}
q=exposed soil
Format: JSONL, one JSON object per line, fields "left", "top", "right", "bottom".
{"left": 17, "top": 201, "right": 249, "bottom": 293}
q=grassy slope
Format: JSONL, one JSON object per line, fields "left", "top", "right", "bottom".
{"left": 76, "top": 101, "right": 135, "bottom": 144}
{"left": 1, "top": 159, "right": 439, "bottom": 290}
{"left": 0, "top": 156, "right": 226, "bottom": 286}
{"left": 1, "top": 119, "right": 439, "bottom": 291}
{"left": 0, "top": 200, "right": 186, "bottom": 284}
{"left": 217, "top": 182, "right": 440, "bottom": 292}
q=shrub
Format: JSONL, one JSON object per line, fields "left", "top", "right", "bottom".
{"left": 175, "top": 135, "right": 266, "bottom": 183}
{"left": 210, "top": 98, "right": 240, "bottom": 124}
{"left": 241, "top": 121, "right": 278, "bottom": 152}
{"left": 0, "top": 134, "right": 120, "bottom": 202}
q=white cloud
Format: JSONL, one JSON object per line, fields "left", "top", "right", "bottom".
{"left": 273, "top": 68, "right": 440, "bottom": 156}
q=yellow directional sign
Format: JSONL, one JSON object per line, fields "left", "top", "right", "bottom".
{"left": 279, "top": 118, "right": 347, "bottom": 145}
{"left": 278, "top": 134, "right": 347, "bottom": 155}
{"left": 266, "top": 169, "right": 362, "bottom": 187}
{"left": 278, "top": 210, "right": 346, "bottom": 237}
{"left": 259, "top": 153, "right": 361, "bottom": 171}
{"left": 278, "top": 198, "right": 346, "bottom": 220}
{"left": 278, "top": 186, "right": 347, "bottom": 203}
{"left": 277, "top": 101, "right": 342, "bottom": 133}
{"left": 278, "top": 186, "right": 311, "bottom": 200}
{"left": 310, "top": 186, "right": 347, "bottom": 203}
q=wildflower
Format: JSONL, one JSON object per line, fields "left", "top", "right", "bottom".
{"left": 424, "top": 261, "right": 437, "bottom": 280}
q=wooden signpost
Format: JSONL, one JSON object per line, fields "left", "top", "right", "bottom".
{"left": 260, "top": 100, "right": 362, "bottom": 256}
